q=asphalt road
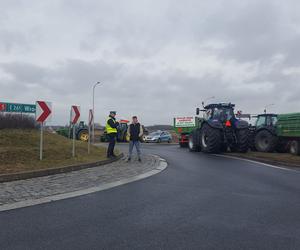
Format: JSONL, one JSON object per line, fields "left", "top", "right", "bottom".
{"left": 1, "top": 144, "right": 300, "bottom": 250}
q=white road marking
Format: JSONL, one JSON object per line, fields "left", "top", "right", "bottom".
{"left": 214, "top": 154, "right": 299, "bottom": 173}
{"left": 0, "top": 158, "right": 168, "bottom": 212}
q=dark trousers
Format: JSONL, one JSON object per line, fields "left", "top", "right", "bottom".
{"left": 107, "top": 133, "right": 117, "bottom": 157}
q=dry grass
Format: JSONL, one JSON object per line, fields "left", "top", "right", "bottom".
{"left": 227, "top": 151, "right": 300, "bottom": 167}
{"left": 0, "top": 129, "right": 110, "bottom": 175}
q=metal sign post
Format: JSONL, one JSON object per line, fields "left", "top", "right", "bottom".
{"left": 71, "top": 105, "right": 80, "bottom": 157}
{"left": 36, "top": 101, "right": 52, "bottom": 161}
{"left": 40, "top": 122, "right": 44, "bottom": 160}
{"left": 72, "top": 124, "right": 76, "bottom": 157}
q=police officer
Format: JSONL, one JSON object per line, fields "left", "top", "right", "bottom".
{"left": 105, "top": 111, "right": 119, "bottom": 158}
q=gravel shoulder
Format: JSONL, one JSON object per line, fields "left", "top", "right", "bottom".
{"left": 226, "top": 151, "right": 300, "bottom": 169}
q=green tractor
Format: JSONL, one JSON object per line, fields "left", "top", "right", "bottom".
{"left": 56, "top": 121, "right": 89, "bottom": 142}
{"left": 188, "top": 103, "right": 249, "bottom": 153}
{"left": 249, "top": 114, "right": 282, "bottom": 152}
{"left": 250, "top": 113, "right": 300, "bottom": 155}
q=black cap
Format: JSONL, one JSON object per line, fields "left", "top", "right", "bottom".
{"left": 110, "top": 111, "right": 117, "bottom": 115}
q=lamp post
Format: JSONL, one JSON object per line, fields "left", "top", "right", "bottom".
{"left": 92, "top": 81, "right": 101, "bottom": 143}
{"left": 264, "top": 103, "right": 274, "bottom": 114}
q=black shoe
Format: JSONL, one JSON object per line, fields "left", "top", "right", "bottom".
{"left": 127, "top": 157, "right": 131, "bottom": 162}
{"left": 138, "top": 158, "right": 142, "bottom": 162}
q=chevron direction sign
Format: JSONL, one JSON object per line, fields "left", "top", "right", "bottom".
{"left": 36, "top": 101, "right": 52, "bottom": 123}
{"left": 71, "top": 105, "right": 80, "bottom": 124}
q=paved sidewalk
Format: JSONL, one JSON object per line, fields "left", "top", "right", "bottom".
{"left": 0, "top": 154, "right": 163, "bottom": 207}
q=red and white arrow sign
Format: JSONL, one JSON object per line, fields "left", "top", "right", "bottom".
{"left": 71, "top": 105, "right": 80, "bottom": 124}
{"left": 36, "top": 101, "right": 52, "bottom": 123}
{"left": 88, "top": 109, "right": 94, "bottom": 126}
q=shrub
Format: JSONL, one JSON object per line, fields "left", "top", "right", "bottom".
{"left": 0, "top": 113, "right": 37, "bottom": 129}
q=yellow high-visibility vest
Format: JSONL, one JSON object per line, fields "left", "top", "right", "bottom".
{"left": 106, "top": 117, "right": 117, "bottom": 134}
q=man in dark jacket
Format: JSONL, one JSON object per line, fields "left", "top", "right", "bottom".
{"left": 127, "top": 116, "right": 143, "bottom": 162}
{"left": 105, "top": 111, "right": 119, "bottom": 158}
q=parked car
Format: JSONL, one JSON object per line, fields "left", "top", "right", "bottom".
{"left": 144, "top": 131, "right": 172, "bottom": 143}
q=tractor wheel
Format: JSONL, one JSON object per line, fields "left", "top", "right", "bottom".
{"left": 77, "top": 129, "right": 89, "bottom": 142}
{"left": 290, "top": 140, "right": 300, "bottom": 155}
{"left": 235, "top": 129, "right": 249, "bottom": 153}
{"left": 188, "top": 132, "right": 201, "bottom": 152}
{"left": 254, "top": 130, "right": 277, "bottom": 152}
{"left": 200, "top": 123, "right": 221, "bottom": 153}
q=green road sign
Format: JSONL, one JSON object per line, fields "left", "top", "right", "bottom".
{"left": 0, "top": 102, "right": 36, "bottom": 113}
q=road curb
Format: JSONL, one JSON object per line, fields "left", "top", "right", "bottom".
{"left": 0, "top": 153, "right": 124, "bottom": 183}
{"left": 0, "top": 156, "right": 168, "bottom": 212}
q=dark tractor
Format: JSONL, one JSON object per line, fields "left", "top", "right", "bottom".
{"left": 250, "top": 114, "right": 278, "bottom": 152}
{"left": 188, "top": 103, "right": 249, "bottom": 153}
{"left": 250, "top": 114, "right": 289, "bottom": 153}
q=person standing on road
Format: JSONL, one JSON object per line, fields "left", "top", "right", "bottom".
{"left": 127, "top": 116, "right": 143, "bottom": 162}
{"left": 105, "top": 111, "right": 119, "bottom": 158}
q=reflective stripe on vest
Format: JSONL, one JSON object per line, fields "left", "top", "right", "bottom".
{"left": 106, "top": 117, "right": 117, "bottom": 134}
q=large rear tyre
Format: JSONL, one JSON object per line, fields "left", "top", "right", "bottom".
{"left": 290, "top": 140, "right": 300, "bottom": 155}
{"left": 200, "top": 123, "right": 221, "bottom": 153}
{"left": 77, "top": 129, "right": 89, "bottom": 142}
{"left": 188, "top": 133, "right": 201, "bottom": 152}
{"left": 254, "top": 130, "right": 277, "bottom": 152}
{"left": 235, "top": 129, "right": 249, "bottom": 153}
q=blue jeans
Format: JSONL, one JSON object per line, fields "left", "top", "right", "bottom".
{"left": 129, "top": 140, "right": 141, "bottom": 158}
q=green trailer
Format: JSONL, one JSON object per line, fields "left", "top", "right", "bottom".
{"left": 277, "top": 113, "right": 300, "bottom": 155}
{"left": 173, "top": 117, "right": 199, "bottom": 147}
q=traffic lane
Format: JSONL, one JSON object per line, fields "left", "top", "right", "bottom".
{"left": 1, "top": 145, "right": 300, "bottom": 249}
{"left": 141, "top": 144, "right": 300, "bottom": 195}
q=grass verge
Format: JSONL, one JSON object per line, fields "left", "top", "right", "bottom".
{"left": 0, "top": 129, "right": 110, "bottom": 175}
{"left": 226, "top": 151, "right": 300, "bottom": 168}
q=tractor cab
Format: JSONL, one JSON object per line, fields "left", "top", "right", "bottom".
{"left": 198, "top": 103, "right": 238, "bottom": 128}
{"left": 255, "top": 114, "right": 278, "bottom": 129}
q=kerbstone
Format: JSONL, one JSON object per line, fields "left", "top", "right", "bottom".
{"left": 0, "top": 154, "right": 160, "bottom": 206}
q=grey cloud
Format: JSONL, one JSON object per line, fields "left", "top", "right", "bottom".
{"left": 0, "top": 0, "right": 300, "bottom": 125}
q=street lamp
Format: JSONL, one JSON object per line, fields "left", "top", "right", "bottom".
{"left": 92, "top": 81, "right": 102, "bottom": 143}
{"left": 264, "top": 103, "right": 274, "bottom": 114}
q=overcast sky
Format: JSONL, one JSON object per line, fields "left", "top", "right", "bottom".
{"left": 0, "top": 0, "right": 300, "bottom": 125}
